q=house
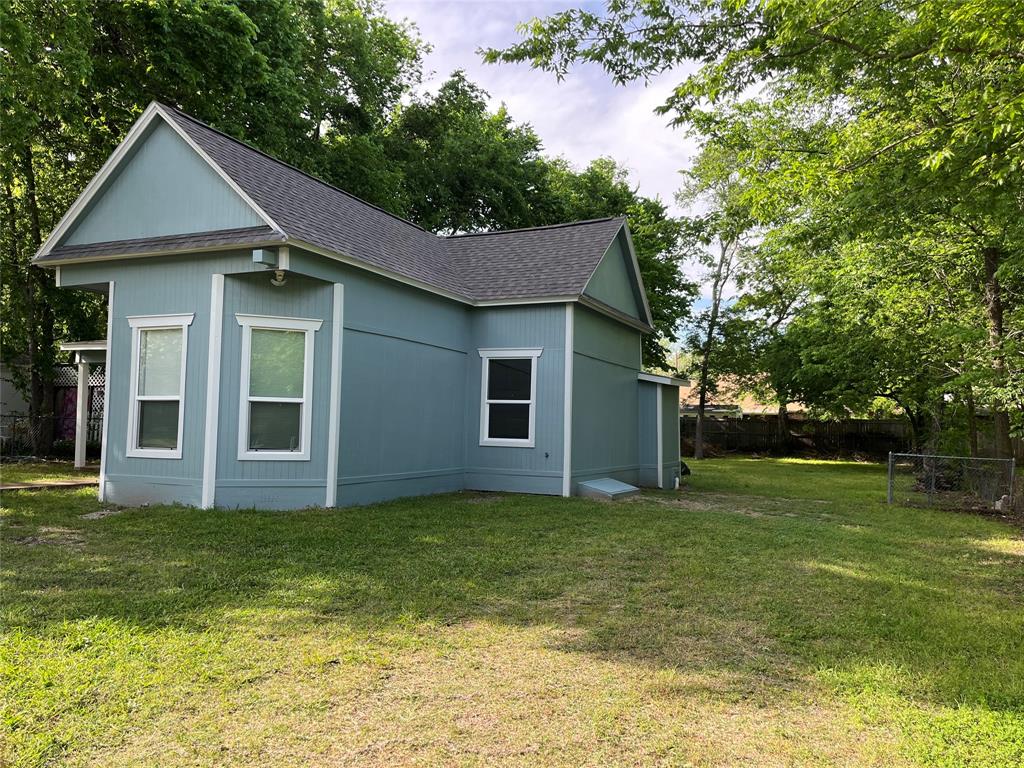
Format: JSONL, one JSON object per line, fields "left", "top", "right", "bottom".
{"left": 34, "top": 102, "right": 683, "bottom": 509}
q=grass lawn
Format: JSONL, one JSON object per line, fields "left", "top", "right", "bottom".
{"left": 2, "top": 458, "right": 1022, "bottom": 767}
{"left": 1, "top": 462, "right": 99, "bottom": 485}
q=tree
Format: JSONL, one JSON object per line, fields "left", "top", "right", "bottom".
{"left": 489, "top": 0, "right": 1024, "bottom": 456}
{"left": 0, "top": 0, "right": 426, "bottom": 452}
{"left": 541, "top": 156, "right": 696, "bottom": 368}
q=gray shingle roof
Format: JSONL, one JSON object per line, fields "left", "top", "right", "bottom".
{"left": 40, "top": 226, "right": 283, "bottom": 263}
{"left": 162, "top": 106, "right": 628, "bottom": 305}
{"left": 43, "top": 104, "right": 636, "bottom": 312}
{"left": 446, "top": 217, "right": 627, "bottom": 301}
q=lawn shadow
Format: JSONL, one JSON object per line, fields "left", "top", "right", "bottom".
{"left": 3, "top": 481, "right": 1023, "bottom": 714}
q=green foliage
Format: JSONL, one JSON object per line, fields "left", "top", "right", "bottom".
{"left": 493, "top": 0, "right": 1024, "bottom": 453}
{"left": 3, "top": 0, "right": 697, "bottom": 406}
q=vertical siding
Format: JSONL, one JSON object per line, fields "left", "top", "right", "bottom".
{"left": 582, "top": 233, "right": 642, "bottom": 320}
{"left": 464, "top": 304, "right": 566, "bottom": 495}
{"left": 63, "top": 122, "right": 262, "bottom": 246}
{"left": 572, "top": 306, "right": 643, "bottom": 486}
{"left": 59, "top": 252, "right": 257, "bottom": 505}
{"left": 661, "top": 385, "right": 681, "bottom": 489}
{"left": 215, "top": 272, "right": 334, "bottom": 507}
{"left": 637, "top": 381, "right": 659, "bottom": 487}
{"left": 302, "top": 251, "right": 471, "bottom": 506}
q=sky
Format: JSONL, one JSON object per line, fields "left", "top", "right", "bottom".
{"left": 384, "top": 0, "right": 700, "bottom": 215}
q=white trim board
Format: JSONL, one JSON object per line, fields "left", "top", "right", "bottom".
{"left": 325, "top": 283, "right": 344, "bottom": 507}
{"left": 562, "top": 304, "right": 574, "bottom": 497}
{"left": 201, "top": 274, "right": 225, "bottom": 508}
{"left": 98, "top": 282, "right": 115, "bottom": 500}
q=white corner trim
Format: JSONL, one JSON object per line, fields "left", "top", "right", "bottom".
{"left": 125, "top": 312, "right": 195, "bottom": 460}
{"left": 277, "top": 246, "right": 290, "bottom": 271}
{"left": 656, "top": 385, "right": 664, "bottom": 489}
{"left": 54, "top": 266, "right": 61, "bottom": 287}
{"left": 98, "top": 281, "right": 115, "bottom": 501}
{"left": 201, "top": 274, "right": 224, "bottom": 509}
{"left": 478, "top": 347, "right": 542, "bottom": 448}
{"left": 562, "top": 304, "right": 574, "bottom": 497}
{"left": 325, "top": 283, "right": 344, "bottom": 507}
{"left": 236, "top": 313, "right": 323, "bottom": 461}
{"left": 151, "top": 103, "right": 285, "bottom": 238}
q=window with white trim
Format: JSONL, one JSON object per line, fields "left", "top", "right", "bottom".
{"left": 126, "top": 314, "right": 194, "bottom": 459}
{"left": 479, "top": 348, "right": 542, "bottom": 447}
{"left": 236, "top": 314, "right": 322, "bottom": 460}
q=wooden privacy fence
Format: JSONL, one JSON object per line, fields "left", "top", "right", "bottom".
{"left": 680, "top": 415, "right": 913, "bottom": 458}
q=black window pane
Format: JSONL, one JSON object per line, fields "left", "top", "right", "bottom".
{"left": 488, "top": 403, "right": 530, "bottom": 440}
{"left": 138, "top": 400, "right": 179, "bottom": 449}
{"left": 249, "top": 402, "right": 301, "bottom": 451}
{"left": 487, "top": 358, "right": 532, "bottom": 400}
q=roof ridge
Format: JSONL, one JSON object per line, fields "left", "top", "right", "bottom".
{"left": 158, "top": 103, "right": 434, "bottom": 237}
{"left": 444, "top": 216, "right": 624, "bottom": 240}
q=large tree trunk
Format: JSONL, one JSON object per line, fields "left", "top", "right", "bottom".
{"left": 776, "top": 402, "right": 789, "bottom": 454}
{"left": 22, "top": 145, "right": 56, "bottom": 455}
{"left": 966, "top": 387, "right": 979, "bottom": 457}
{"left": 982, "top": 246, "right": 1012, "bottom": 459}
{"left": 694, "top": 239, "right": 732, "bottom": 460}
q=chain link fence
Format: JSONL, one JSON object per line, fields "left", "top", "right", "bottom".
{"left": 0, "top": 415, "right": 104, "bottom": 459}
{"left": 887, "top": 452, "right": 1017, "bottom": 513}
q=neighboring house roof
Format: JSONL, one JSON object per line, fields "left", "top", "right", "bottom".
{"left": 35, "top": 103, "right": 650, "bottom": 327}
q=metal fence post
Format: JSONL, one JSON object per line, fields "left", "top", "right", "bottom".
{"left": 887, "top": 451, "right": 894, "bottom": 504}
{"left": 1010, "top": 459, "right": 1017, "bottom": 509}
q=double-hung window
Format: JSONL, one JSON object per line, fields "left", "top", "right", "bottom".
{"left": 478, "top": 348, "right": 542, "bottom": 447}
{"left": 126, "top": 313, "right": 194, "bottom": 458}
{"left": 236, "top": 314, "right": 322, "bottom": 461}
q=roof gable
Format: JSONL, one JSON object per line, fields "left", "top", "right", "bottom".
{"left": 62, "top": 120, "right": 264, "bottom": 246}
{"left": 39, "top": 103, "right": 653, "bottom": 330}
{"left": 582, "top": 230, "right": 649, "bottom": 322}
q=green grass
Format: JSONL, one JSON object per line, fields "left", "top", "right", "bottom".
{"left": 2, "top": 458, "right": 1022, "bottom": 766}
{"left": 1, "top": 462, "right": 98, "bottom": 485}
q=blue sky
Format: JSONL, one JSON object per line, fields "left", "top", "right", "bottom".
{"left": 385, "top": 0, "right": 700, "bottom": 215}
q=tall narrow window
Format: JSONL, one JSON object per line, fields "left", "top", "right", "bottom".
{"left": 126, "top": 314, "right": 194, "bottom": 459}
{"left": 479, "top": 348, "right": 542, "bottom": 447}
{"left": 236, "top": 314, "right": 322, "bottom": 461}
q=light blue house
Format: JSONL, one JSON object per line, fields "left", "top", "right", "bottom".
{"left": 36, "top": 102, "right": 683, "bottom": 509}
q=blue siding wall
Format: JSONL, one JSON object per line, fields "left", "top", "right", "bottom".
{"left": 661, "top": 384, "right": 681, "bottom": 489}
{"left": 571, "top": 306, "right": 643, "bottom": 488}
{"left": 464, "top": 305, "right": 566, "bottom": 495}
{"left": 637, "top": 381, "right": 659, "bottom": 488}
{"left": 582, "top": 233, "right": 643, "bottom": 320}
{"left": 285, "top": 250, "right": 471, "bottom": 506}
{"left": 62, "top": 121, "right": 262, "bottom": 246}
{"left": 58, "top": 248, "right": 648, "bottom": 507}
{"left": 215, "top": 272, "right": 334, "bottom": 508}
{"left": 637, "top": 381, "right": 682, "bottom": 490}
{"left": 60, "top": 251, "right": 258, "bottom": 506}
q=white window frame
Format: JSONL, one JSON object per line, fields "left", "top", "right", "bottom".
{"left": 126, "top": 313, "right": 194, "bottom": 459}
{"left": 478, "top": 347, "right": 542, "bottom": 448}
{"left": 236, "top": 313, "right": 322, "bottom": 461}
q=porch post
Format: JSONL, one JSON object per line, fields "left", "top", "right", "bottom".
{"left": 74, "top": 356, "right": 90, "bottom": 468}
